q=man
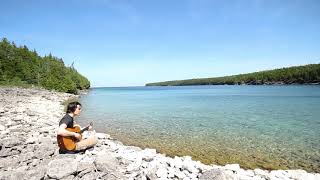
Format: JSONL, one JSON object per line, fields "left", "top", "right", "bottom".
{"left": 57, "top": 101, "right": 98, "bottom": 153}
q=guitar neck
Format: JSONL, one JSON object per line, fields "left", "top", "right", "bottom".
{"left": 80, "top": 122, "right": 93, "bottom": 133}
{"left": 80, "top": 126, "right": 89, "bottom": 133}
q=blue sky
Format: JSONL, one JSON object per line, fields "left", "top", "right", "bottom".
{"left": 1, "top": 0, "right": 319, "bottom": 87}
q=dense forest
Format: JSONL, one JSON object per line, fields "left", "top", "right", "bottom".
{"left": 0, "top": 38, "right": 90, "bottom": 94}
{"left": 146, "top": 63, "right": 320, "bottom": 86}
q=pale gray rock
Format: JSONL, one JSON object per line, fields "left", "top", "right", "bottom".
{"left": 1, "top": 137, "right": 25, "bottom": 148}
{"left": 143, "top": 162, "right": 159, "bottom": 180}
{"left": 199, "top": 169, "right": 228, "bottom": 180}
{"left": 27, "top": 166, "right": 47, "bottom": 180}
{"left": 250, "top": 176, "right": 265, "bottom": 180}
{"left": 183, "top": 169, "right": 192, "bottom": 178}
{"left": 224, "top": 164, "right": 241, "bottom": 172}
{"left": 87, "top": 148, "right": 99, "bottom": 155}
{"left": 0, "top": 129, "right": 9, "bottom": 135}
{"left": 4, "top": 166, "right": 29, "bottom": 180}
{"left": 26, "top": 110, "right": 37, "bottom": 116}
{"left": 38, "top": 136, "right": 53, "bottom": 144}
{"left": 47, "top": 158, "right": 78, "bottom": 179}
{"left": 254, "top": 168, "right": 270, "bottom": 179}
{"left": 106, "top": 140, "right": 120, "bottom": 151}
{"left": 12, "top": 115, "right": 24, "bottom": 122}
{"left": 104, "top": 171, "right": 125, "bottom": 180}
{"left": 234, "top": 169, "right": 256, "bottom": 179}
{"left": 270, "top": 170, "right": 290, "bottom": 179}
{"left": 77, "top": 161, "right": 96, "bottom": 172}
{"left": 61, "top": 175, "right": 75, "bottom": 180}
{"left": 0, "top": 156, "right": 19, "bottom": 169}
{"left": 142, "top": 148, "right": 157, "bottom": 162}
{"left": 79, "top": 172, "right": 101, "bottom": 180}
{"left": 182, "top": 156, "right": 199, "bottom": 174}
{"left": 118, "top": 149, "right": 140, "bottom": 162}
{"left": 5, "top": 120, "right": 17, "bottom": 128}
{"left": 126, "top": 145, "right": 142, "bottom": 152}
{"left": 175, "top": 170, "right": 187, "bottom": 179}
{"left": 34, "top": 143, "right": 56, "bottom": 159}
{"left": 172, "top": 156, "right": 183, "bottom": 169}
{"left": 19, "top": 151, "right": 37, "bottom": 163}
{"left": 95, "top": 132, "right": 108, "bottom": 139}
{"left": 224, "top": 170, "right": 238, "bottom": 180}
{"left": 94, "top": 153, "right": 120, "bottom": 172}
{"left": 9, "top": 126, "right": 29, "bottom": 133}
{"left": 285, "top": 169, "right": 317, "bottom": 180}
{"left": 0, "top": 124, "right": 5, "bottom": 131}
{"left": 167, "top": 167, "right": 175, "bottom": 178}
{"left": 76, "top": 168, "right": 95, "bottom": 179}
{"left": 0, "top": 147, "right": 21, "bottom": 157}
{"left": 8, "top": 169, "right": 27, "bottom": 180}
{"left": 54, "top": 153, "right": 77, "bottom": 160}
{"left": 127, "top": 155, "right": 143, "bottom": 172}
{"left": 39, "top": 126, "right": 53, "bottom": 134}
{"left": 189, "top": 172, "right": 198, "bottom": 179}
{"left": 156, "top": 167, "right": 168, "bottom": 178}
{"left": 14, "top": 107, "right": 25, "bottom": 114}
{"left": 30, "top": 158, "right": 41, "bottom": 167}
{"left": 23, "top": 144, "right": 37, "bottom": 153}
{"left": 26, "top": 137, "right": 37, "bottom": 144}
{"left": 0, "top": 170, "right": 11, "bottom": 180}
{"left": 244, "top": 169, "right": 255, "bottom": 177}
{"left": 136, "top": 174, "right": 148, "bottom": 180}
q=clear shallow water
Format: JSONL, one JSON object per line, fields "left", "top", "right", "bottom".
{"left": 77, "top": 85, "right": 320, "bottom": 172}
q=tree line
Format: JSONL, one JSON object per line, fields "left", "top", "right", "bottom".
{"left": 0, "top": 38, "right": 90, "bottom": 94}
{"left": 146, "top": 63, "right": 320, "bottom": 86}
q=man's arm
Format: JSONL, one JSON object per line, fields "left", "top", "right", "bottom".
{"left": 73, "top": 121, "right": 81, "bottom": 128}
{"left": 57, "top": 123, "right": 79, "bottom": 137}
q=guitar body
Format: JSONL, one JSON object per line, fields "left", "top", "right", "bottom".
{"left": 57, "top": 126, "right": 82, "bottom": 151}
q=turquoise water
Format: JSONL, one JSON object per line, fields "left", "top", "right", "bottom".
{"left": 77, "top": 85, "right": 320, "bottom": 172}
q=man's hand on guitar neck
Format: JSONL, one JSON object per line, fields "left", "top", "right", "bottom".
{"left": 73, "top": 132, "right": 81, "bottom": 140}
{"left": 88, "top": 125, "right": 93, "bottom": 131}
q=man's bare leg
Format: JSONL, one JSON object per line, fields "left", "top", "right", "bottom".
{"left": 75, "top": 135, "right": 98, "bottom": 151}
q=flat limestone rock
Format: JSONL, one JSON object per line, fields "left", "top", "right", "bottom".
{"left": 1, "top": 137, "right": 25, "bottom": 148}
{"left": 26, "top": 166, "right": 47, "bottom": 180}
{"left": 47, "top": 158, "right": 78, "bottom": 179}
{"left": 0, "top": 156, "right": 19, "bottom": 169}
{"left": 199, "top": 168, "right": 229, "bottom": 180}
{"left": 94, "top": 153, "right": 120, "bottom": 172}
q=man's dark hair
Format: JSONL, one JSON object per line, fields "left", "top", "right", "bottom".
{"left": 66, "top": 102, "right": 82, "bottom": 113}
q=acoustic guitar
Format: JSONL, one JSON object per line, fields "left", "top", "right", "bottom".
{"left": 57, "top": 122, "right": 93, "bottom": 151}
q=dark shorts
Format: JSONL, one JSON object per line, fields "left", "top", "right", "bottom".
{"left": 59, "top": 149, "right": 86, "bottom": 154}
{"left": 59, "top": 146, "right": 94, "bottom": 154}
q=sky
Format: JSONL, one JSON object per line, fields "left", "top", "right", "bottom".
{"left": 1, "top": 0, "right": 320, "bottom": 87}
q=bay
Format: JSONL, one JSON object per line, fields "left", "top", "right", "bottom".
{"left": 77, "top": 85, "right": 320, "bottom": 172}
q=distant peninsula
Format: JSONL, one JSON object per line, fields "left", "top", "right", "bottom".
{"left": 146, "top": 63, "right": 320, "bottom": 86}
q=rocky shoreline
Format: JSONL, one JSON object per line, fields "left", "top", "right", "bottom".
{"left": 0, "top": 87, "right": 319, "bottom": 180}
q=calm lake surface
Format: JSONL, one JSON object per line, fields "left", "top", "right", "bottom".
{"left": 77, "top": 85, "right": 320, "bottom": 172}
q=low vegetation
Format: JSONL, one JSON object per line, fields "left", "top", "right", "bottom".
{"left": 146, "top": 64, "right": 320, "bottom": 86}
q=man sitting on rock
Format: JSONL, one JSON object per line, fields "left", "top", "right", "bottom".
{"left": 57, "top": 101, "right": 98, "bottom": 153}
